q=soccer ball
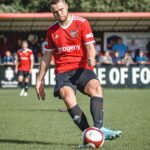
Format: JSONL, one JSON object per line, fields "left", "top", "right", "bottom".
{"left": 83, "top": 127, "right": 105, "bottom": 149}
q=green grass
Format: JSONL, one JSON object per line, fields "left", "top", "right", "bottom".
{"left": 0, "top": 88, "right": 150, "bottom": 150}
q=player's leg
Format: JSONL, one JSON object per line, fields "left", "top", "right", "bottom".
{"left": 77, "top": 70, "right": 104, "bottom": 129}
{"left": 59, "top": 86, "right": 89, "bottom": 132}
{"left": 18, "top": 71, "right": 25, "bottom": 96}
{"left": 78, "top": 69, "right": 122, "bottom": 140}
{"left": 84, "top": 79, "right": 104, "bottom": 129}
{"left": 54, "top": 71, "right": 90, "bottom": 132}
{"left": 84, "top": 79, "right": 122, "bottom": 140}
{"left": 23, "top": 72, "right": 30, "bottom": 96}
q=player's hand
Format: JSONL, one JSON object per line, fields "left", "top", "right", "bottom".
{"left": 88, "top": 58, "right": 96, "bottom": 66}
{"left": 35, "top": 81, "right": 45, "bottom": 100}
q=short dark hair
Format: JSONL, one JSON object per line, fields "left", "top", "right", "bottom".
{"left": 22, "top": 40, "right": 28, "bottom": 45}
{"left": 48, "top": 0, "right": 66, "bottom": 7}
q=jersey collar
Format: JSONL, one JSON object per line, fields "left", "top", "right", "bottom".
{"left": 21, "top": 48, "right": 29, "bottom": 53}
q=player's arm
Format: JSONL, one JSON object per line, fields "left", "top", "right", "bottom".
{"left": 81, "top": 19, "right": 96, "bottom": 66}
{"left": 35, "top": 50, "right": 53, "bottom": 100}
{"left": 36, "top": 50, "right": 52, "bottom": 82}
{"left": 29, "top": 53, "right": 34, "bottom": 74}
{"left": 86, "top": 43, "right": 96, "bottom": 66}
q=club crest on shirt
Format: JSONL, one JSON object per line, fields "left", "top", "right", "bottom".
{"left": 70, "top": 30, "right": 78, "bottom": 38}
{"left": 55, "top": 34, "right": 59, "bottom": 39}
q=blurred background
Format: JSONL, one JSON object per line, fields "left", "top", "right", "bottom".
{"left": 0, "top": 0, "right": 150, "bottom": 88}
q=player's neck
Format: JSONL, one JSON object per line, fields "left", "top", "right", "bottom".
{"left": 22, "top": 48, "right": 28, "bottom": 52}
{"left": 59, "top": 14, "right": 72, "bottom": 27}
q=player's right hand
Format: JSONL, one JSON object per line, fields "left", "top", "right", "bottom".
{"left": 88, "top": 58, "right": 96, "bottom": 66}
{"left": 35, "top": 81, "right": 45, "bottom": 100}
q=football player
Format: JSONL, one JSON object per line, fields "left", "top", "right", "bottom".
{"left": 36, "top": 0, "right": 122, "bottom": 147}
{"left": 15, "top": 41, "right": 34, "bottom": 96}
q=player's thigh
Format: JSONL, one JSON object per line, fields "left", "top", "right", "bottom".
{"left": 54, "top": 71, "right": 77, "bottom": 99}
{"left": 24, "top": 72, "right": 30, "bottom": 82}
{"left": 77, "top": 69, "right": 97, "bottom": 93}
{"left": 59, "top": 86, "right": 77, "bottom": 109}
{"left": 17, "top": 71, "right": 24, "bottom": 82}
{"left": 77, "top": 69, "right": 102, "bottom": 97}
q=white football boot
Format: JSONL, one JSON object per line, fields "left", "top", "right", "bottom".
{"left": 23, "top": 92, "right": 28, "bottom": 96}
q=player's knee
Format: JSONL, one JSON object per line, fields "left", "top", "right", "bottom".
{"left": 25, "top": 78, "right": 29, "bottom": 83}
{"left": 86, "top": 84, "right": 103, "bottom": 97}
{"left": 95, "top": 85, "right": 103, "bottom": 96}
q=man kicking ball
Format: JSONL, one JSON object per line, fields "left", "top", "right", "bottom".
{"left": 36, "top": 0, "right": 122, "bottom": 148}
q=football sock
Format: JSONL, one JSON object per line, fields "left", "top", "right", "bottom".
{"left": 90, "top": 97, "right": 104, "bottom": 129}
{"left": 18, "top": 81, "right": 24, "bottom": 89}
{"left": 68, "top": 104, "right": 89, "bottom": 132}
{"left": 24, "top": 82, "right": 29, "bottom": 92}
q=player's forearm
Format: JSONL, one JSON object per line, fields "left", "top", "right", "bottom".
{"left": 86, "top": 43, "right": 96, "bottom": 66}
{"left": 30, "top": 60, "right": 34, "bottom": 71}
{"left": 86, "top": 43, "right": 96, "bottom": 60}
{"left": 36, "top": 53, "right": 51, "bottom": 82}
{"left": 15, "top": 61, "right": 19, "bottom": 70}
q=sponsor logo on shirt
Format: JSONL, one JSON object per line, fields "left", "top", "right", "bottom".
{"left": 70, "top": 30, "right": 78, "bottom": 38}
{"left": 20, "top": 57, "right": 28, "bottom": 60}
{"left": 86, "top": 33, "right": 93, "bottom": 38}
{"left": 58, "top": 45, "right": 80, "bottom": 53}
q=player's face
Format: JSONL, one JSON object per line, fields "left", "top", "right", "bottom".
{"left": 22, "top": 42, "right": 28, "bottom": 50}
{"left": 51, "top": 1, "right": 68, "bottom": 22}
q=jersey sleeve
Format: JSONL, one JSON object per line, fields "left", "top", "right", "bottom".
{"left": 44, "top": 30, "right": 56, "bottom": 52}
{"left": 81, "top": 20, "right": 95, "bottom": 45}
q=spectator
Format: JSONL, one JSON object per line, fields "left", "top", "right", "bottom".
{"left": 112, "top": 51, "right": 122, "bottom": 64}
{"left": 94, "top": 42, "right": 101, "bottom": 62}
{"left": 99, "top": 51, "right": 113, "bottom": 65}
{"left": 135, "top": 50, "right": 148, "bottom": 64}
{"left": 146, "top": 40, "right": 150, "bottom": 62}
{"left": 15, "top": 38, "right": 22, "bottom": 52}
{"left": 0, "top": 36, "right": 10, "bottom": 58}
{"left": 29, "top": 36, "right": 40, "bottom": 63}
{"left": 121, "top": 51, "right": 133, "bottom": 66}
{"left": 113, "top": 37, "right": 128, "bottom": 58}
{"left": 128, "top": 39, "right": 139, "bottom": 61}
{"left": 2, "top": 50, "right": 15, "bottom": 65}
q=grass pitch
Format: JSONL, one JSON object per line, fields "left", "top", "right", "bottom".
{"left": 0, "top": 88, "right": 150, "bottom": 150}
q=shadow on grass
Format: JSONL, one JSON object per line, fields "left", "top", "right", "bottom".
{"left": 0, "top": 139, "right": 50, "bottom": 145}
{"left": 18, "top": 109, "right": 59, "bottom": 112}
{"left": 18, "top": 108, "right": 68, "bottom": 113}
{"left": 0, "top": 139, "right": 76, "bottom": 147}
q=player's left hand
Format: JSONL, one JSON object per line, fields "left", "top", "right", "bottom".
{"left": 88, "top": 58, "right": 96, "bottom": 66}
{"left": 35, "top": 81, "right": 45, "bottom": 100}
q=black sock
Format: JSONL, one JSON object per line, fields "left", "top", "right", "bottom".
{"left": 90, "top": 97, "right": 104, "bottom": 129}
{"left": 68, "top": 104, "right": 89, "bottom": 132}
{"left": 19, "top": 82, "right": 24, "bottom": 89}
{"left": 24, "top": 82, "right": 29, "bottom": 92}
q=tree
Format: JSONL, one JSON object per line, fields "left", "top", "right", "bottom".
{"left": 0, "top": 0, "right": 150, "bottom": 13}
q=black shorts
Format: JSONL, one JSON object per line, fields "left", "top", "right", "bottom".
{"left": 54, "top": 68, "right": 99, "bottom": 99}
{"left": 18, "top": 70, "right": 30, "bottom": 78}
